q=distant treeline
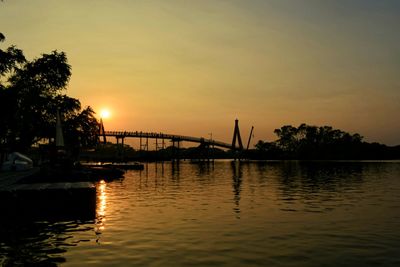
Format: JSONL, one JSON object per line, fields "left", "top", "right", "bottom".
{"left": 248, "top": 124, "right": 400, "bottom": 160}
{"left": 80, "top": 142, "right": 230, "bottom": 162}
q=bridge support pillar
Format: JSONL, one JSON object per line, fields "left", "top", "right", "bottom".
{"left": 115, "top": 135, "right": 125, "bottom": 161}
{"left": 171, "top": 139, "right": 181, "bottom": 162}
{"left": 197, "top": 142, "right": 214, "bottom": 163}
{"left": 139, "top": 136, "right": 149, "bottom": 151}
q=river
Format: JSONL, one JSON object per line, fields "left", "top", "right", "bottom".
{"left": 1, "top": 161, "right": 400, "bottom": 266}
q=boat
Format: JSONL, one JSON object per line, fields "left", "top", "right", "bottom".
{"left": 1, "top": 152, "right": 33, "bottom": 171}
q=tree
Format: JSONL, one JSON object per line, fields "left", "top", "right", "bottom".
{"left": 273, "top": 125, "right": 299, "bottom": 153}
{"left": 64, "top": 106, "right": 100, "bottom": 149}
{"left": 0, "top": 33, "right": 99, "bottom": 151}
{"left": 265, "top": 123, "right": 365, "bottom": 159}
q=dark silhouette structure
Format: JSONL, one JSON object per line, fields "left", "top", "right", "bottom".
{"left": 93, "top": 119, "right": 250, "bottom": 161}
{"left": 99, "top": 119, "right": 247, "bottom": 151}
{"left": 231, "top": 119, "right": 244, "bottom": 150}
{"left": 99, "top": 118, "right": 106, "bottom": 144}
{"left": 102, "top": 130, "right": 232, "bottom": 150}
{"left": 246, "top": 126, "right": 254, "bottom": 150}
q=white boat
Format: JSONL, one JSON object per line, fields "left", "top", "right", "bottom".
{"left": 1, "top": 152, "right": 33, "bottom": 171}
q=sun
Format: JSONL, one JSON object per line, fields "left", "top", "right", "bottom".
{"left": 100, "top": 109, "right": 111, "bottom": 119}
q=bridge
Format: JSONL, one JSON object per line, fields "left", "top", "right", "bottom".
{"left": 99, "top": 119, "right": 254, "bottom": 151}
{"left": 103, "top": 131, "right": 232, "bottom": 150}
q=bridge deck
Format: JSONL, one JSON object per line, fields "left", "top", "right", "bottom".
{"left": 104, "top": 131, "right": 233, "bottom": 149}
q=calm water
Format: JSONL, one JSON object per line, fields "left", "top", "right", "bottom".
{"left": 1, "top": 161, "right": 400, "bottom": 266}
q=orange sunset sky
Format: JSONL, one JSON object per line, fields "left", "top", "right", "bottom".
{"left": 1, "top": 0, "right": 399, "bottom": 146}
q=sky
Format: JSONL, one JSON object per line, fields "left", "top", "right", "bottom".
{"left": 1, "top": 0, "right": 399, "bottom": 146}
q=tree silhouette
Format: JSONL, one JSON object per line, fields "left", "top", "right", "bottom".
{"left": 255, "top": 123, "right": 372, "bottom": 159}
{"left": 0, "top": 33, "right": 99, "bottom": 152}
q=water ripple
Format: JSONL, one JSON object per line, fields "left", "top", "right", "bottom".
{"left": 1, "top": 161, "right": 400, "bottom": 266}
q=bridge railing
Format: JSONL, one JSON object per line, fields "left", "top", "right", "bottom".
{"left": 103, "top": 131, "right": 232, "bottom": 149}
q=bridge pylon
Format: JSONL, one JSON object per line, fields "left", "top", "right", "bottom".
{"left": 231, "top": 119, "right": 243, "bottom": 150}
{"left": 99, "top": 118, "right": 107, "bottom": 144}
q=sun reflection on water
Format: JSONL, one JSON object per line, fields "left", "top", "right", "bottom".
{"left": 96, "top": 180, "right": 107, "bottom": 234}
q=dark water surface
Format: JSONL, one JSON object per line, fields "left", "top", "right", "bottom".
{"left": 1, "top": 161, "right": 400, "bottom": 266}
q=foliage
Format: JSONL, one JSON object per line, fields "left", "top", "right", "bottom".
{"left": 0, "top": 33, "right": 99, "bottom": 151}
{"left": 253, "top": 123, "right": 399, "bottom": 159}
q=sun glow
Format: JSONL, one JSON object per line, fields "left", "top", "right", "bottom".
{"left": 100, "top": 109, "right": 111, "bottom": 119}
